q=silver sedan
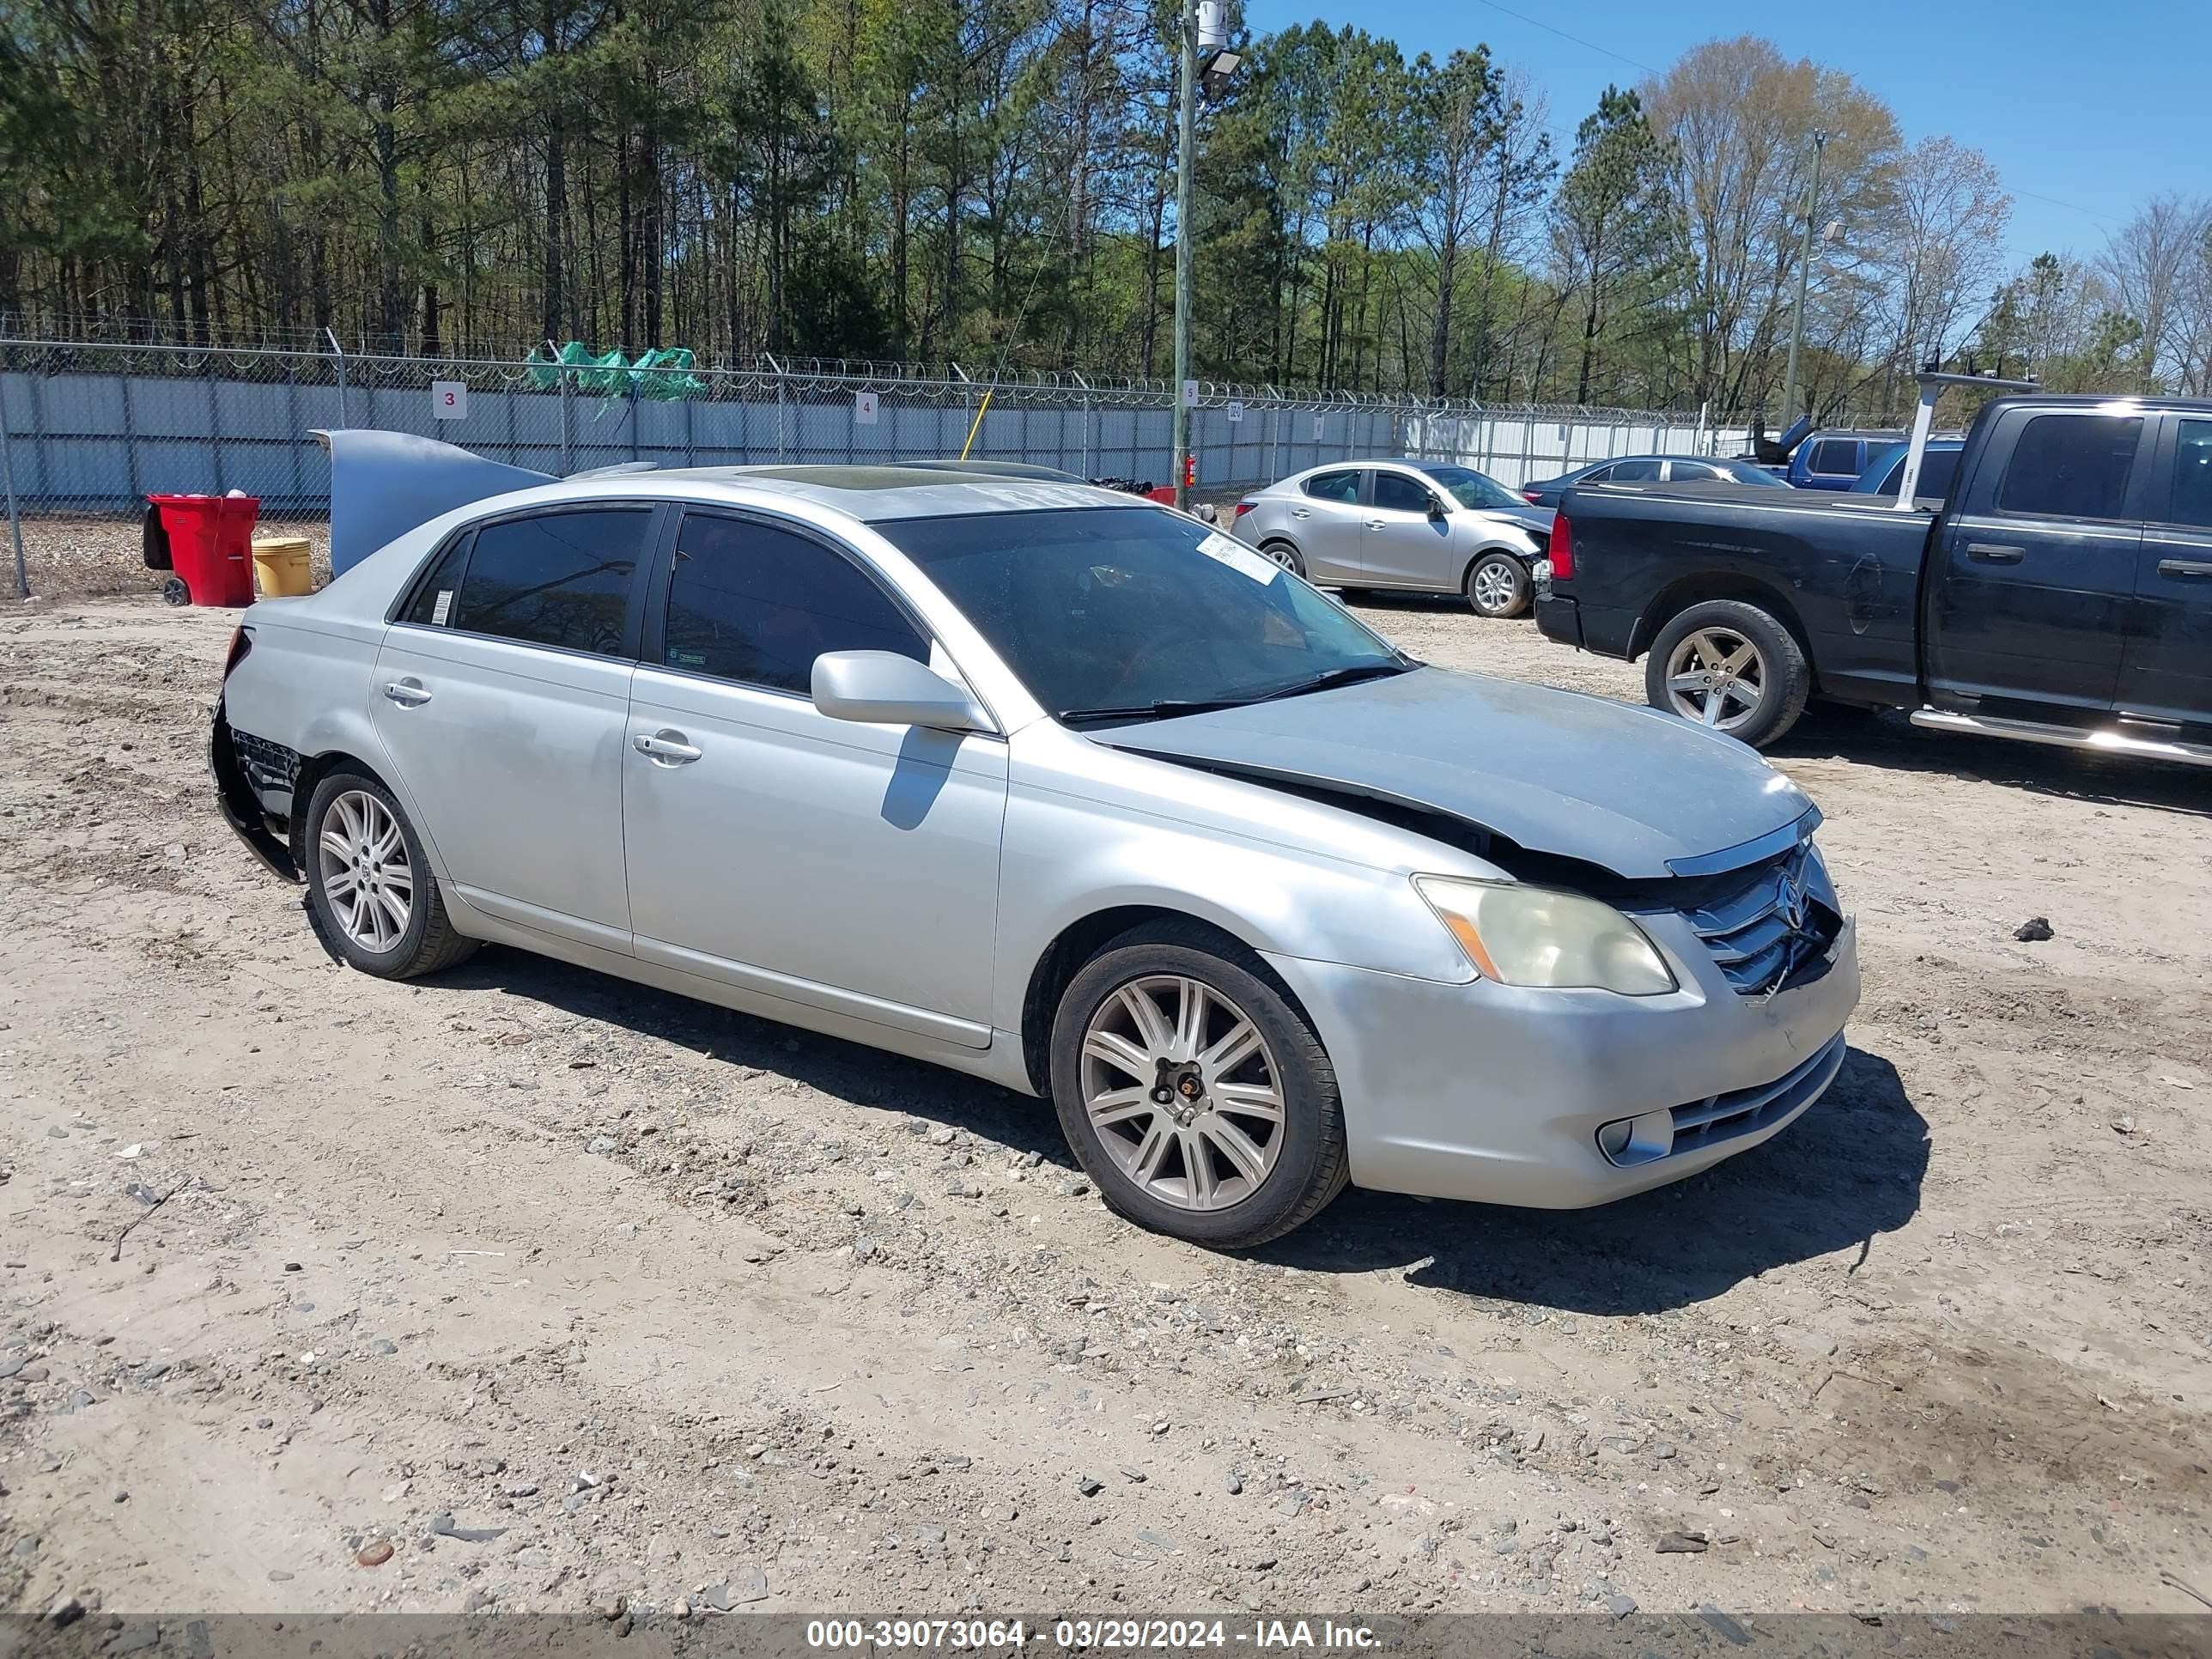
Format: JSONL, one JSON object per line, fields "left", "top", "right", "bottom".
{"left": 213, "top": 446, "right": 1856, "bottom": 1249}
{"left": 1231, "top": 459, "right": 1557, "bottom": 617}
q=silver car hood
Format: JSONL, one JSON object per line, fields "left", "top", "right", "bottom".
{"left": 1469, "top": 502, "right": 1556, "bottom": 537}
{"left": 1102, "top": 666, "right": 1814, "bottom": 879}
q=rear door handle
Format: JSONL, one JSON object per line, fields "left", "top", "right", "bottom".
{"left": 1364, "top": 519, "right": 1387, "bottom": 531}
{"left": 1965, "top": 542, "right": 2026, "bottom": 564}
{"left": 1290, "top": 507, "right": 1311, "bottom": 520}
{"left": 2158, "top": 558, "right": 2212, "bottom": 579}
{"left": 633, "top": 729, "right": 702, "bottom": 764}
{"left": 382, "top": 678, "right": 432, "bottom": 706}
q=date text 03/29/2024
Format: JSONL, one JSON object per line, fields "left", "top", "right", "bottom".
{"left": 805, "top": 1620, "right": 1381, "bottom": 1650}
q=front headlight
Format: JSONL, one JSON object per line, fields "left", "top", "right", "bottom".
{"left": 1413, "top": 876, "right": 1677, "bottom": 996}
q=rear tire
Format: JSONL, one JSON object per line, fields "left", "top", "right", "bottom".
{"left": 1049, "top": 921, "right": 1348, "bottom": 1250}
{"left": 1644, "top": 599, "right": 1811, "bottom": 748}
{"left": 1465, "top": 551, "right": 1531, "bottom": 618}
{"left": 304, "top": 769, "right": 478, "bottom": 979}
{"left": 1257, "top": 540, "right": 1306, "bottom": 578}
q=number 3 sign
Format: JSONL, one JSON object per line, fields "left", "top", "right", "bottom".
{"left": 432, "top": 380, "right": 469, "bottom": 421}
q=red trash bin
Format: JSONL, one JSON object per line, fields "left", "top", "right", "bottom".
{"left": 147, "top": 493, "right": 260, "bottom": 607}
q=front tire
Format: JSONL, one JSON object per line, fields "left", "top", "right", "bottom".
{"left": 1048, "top": 921, "right": 1348, "bottom": 1250}
{"left": 1644, "top": 599, "right": 1811, "bottom": 748}
{"left": 304, "top": 770, "right": 478, "bottom": 979}
{"left": 1465, "top": 551, "right": 1532, "bottom": 618}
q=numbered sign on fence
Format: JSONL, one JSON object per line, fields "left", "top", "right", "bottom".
{"left": 1182, "top": 380, "right": 1200, "bottom": 407}
{"left": 854, "top": 391, "right": 879, "bottom": 426}
{"left": 431, "top": 380, "right": 469, "bottom": 421}
{"left": 1310, "top": 414, "right": 1325, "bottom": 441}
{"left": 1225, "top": 401, "right": 1245, "bottom": 424}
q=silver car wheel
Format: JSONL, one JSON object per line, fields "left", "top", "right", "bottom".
{"left": 1472, "top": 560, "right": 1519, "bottom": 612}
{"left": 318, "top": 788, "right": 413, "bottom": 953}
{"left": 1664, "top": 628, "right": 1767, "bottom": 732}
{"left": 1261, "top": 544, "right": 1299, "bottom": 570}
{"left": 1079, "top": 975, "right": 1285, "bottom": 1212}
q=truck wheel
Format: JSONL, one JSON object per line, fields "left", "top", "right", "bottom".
{"left": 1646, "top": 600, "right": 1810, "bottom": 748}
{"left": 1466, "top": 552, "right": 1531, "bottom": 618}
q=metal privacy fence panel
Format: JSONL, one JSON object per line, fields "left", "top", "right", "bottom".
{"left": 0, "top": 335, "right": 1751, "bottom": 595}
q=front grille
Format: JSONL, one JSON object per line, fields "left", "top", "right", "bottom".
{"left": 1683, "top": 842, "right": 1840, "bottom": 996}
{"left": 1670, "top": 1031, "right": 1847, "bottom": 1156}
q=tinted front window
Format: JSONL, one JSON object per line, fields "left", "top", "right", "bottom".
{"left": 1998, "top": 414, "right": 2143, "bottom": 520}
{"left": 1302, "top": 469, "right": 1362, "bottom": 504}
{"left": 453, "top": 509, "right": 648, "bottom": 654}
{"left": 662, "top": 514, "right": 927, "bottom": 693}
{"left": 879, "top": 507, "right": 1405, "bottom": 720}
{"left": 1414, "top": 464, "right": 1520, "bottom": 508}
{"left": 1808, "top": 440, "right": 1861, "bottom": 476}
{"left": 2168, "top": 420, "right": 2212, "bottom": 528}
{"left": 1372, "top": 471, "right": 1434, "bottom": 514}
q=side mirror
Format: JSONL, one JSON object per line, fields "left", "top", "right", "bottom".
{"left": 1426, "top": 495, "right": 1448, "bottom": 521}
{"left": 811, "top": 650, "right": 991, "bottom": 732}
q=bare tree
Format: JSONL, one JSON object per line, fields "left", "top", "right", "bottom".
{"left": 2104, "top": 194, "right": 2212, "bottom": 392}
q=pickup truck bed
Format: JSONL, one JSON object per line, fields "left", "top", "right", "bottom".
{"left": 1540, "top": 483, "right": 1936, "bottom": 710}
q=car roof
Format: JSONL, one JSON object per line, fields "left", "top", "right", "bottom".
{"left": 636, "top": 464, "right": 1128, "bottom": 521}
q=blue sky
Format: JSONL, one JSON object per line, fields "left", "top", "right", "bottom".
{"left": 1241, "top": 0, "right": 2212, "bottom": 269}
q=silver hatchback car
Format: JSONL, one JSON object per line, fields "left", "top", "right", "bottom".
{"left": 1231, "top": 459, "right": 1557, "bottom": 617}
{"left": 214, "top": 442, "right": 1856, "bottom": 1249}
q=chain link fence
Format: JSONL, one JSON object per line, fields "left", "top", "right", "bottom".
{"left": 0, "top": 336, "right": 1748, "bottom": 599}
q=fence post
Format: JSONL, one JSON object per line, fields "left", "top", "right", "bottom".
{"left": 1, "top": 376, "right": 27, "bottom": 599}
{"left": 559, "top": 364, "right": 575, "bottom": 474}
{"left": 326, "top": 328, "right": 349, "bottom": 427}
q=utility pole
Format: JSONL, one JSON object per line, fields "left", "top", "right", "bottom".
{"left": 1170, "top": 0, "right": 1198, "bottom": 510}
{"left": 1778, "top": 127, "right": 1827, "bottom": 429}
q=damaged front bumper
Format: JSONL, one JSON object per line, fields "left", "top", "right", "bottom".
{"left": 210, "top": 696, "right": 301, "bottom": 881}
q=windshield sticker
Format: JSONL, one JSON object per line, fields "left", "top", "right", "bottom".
{"left": 1196, "top": 531, "right": 1279, "bottom": 585}
{"left": 430, "top": 590, "right": 453, "bottom": 626}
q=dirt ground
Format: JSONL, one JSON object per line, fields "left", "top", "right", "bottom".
{"left": 2, "top": 567, "right": 2209, "bottom": 1627}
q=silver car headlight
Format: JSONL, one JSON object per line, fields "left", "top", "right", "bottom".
{"left": 1413, "top": 876, "right": 1676, "bottom": 996}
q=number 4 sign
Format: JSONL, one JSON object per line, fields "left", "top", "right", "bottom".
{"left": 854, "top": 391, "right": 879, "bottom": 425}
{"left": 431, "top": 380, "right": 468, "bottom": 421}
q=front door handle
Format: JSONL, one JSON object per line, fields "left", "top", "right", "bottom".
{"left": 1965, "top": 542, "right": 2026, "bottom": 564}
{"left": 2158, "top": 557, "right": 2212, "bottom": 579}
{"left": 382, "top": 678, "right": 432, "bottom": 706}
{"left": 633, "top": 729, "right": 702, "bottom": 764}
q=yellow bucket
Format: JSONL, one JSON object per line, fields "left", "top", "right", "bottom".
{"left": 251, "top": 538, "right": 315, "bottom": 598}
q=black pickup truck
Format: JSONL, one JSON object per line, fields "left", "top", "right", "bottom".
{"left": 1535, "top": 393, "right": 2212, "bottom": 766}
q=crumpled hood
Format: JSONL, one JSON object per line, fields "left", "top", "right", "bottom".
{"left": 1472, "top": 502, "right": 1557, "bottom": 538}
{"left": 1102, "top": 666, "right": 1814, "bottom": 878}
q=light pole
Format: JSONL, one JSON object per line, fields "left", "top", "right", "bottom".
{"left": 1170, "top": 2, "right": 1198, "bottom": 509}
{"left": 1778, "top": 127, "right": 1827, "bottom": 429}
{"left": 1170, "top": 1, "right": 1238, "bottom": 511}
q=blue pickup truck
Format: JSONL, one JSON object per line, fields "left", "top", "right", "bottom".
{"left": 1786, "top": 428, "right": 1906, "bottom": 489}
{"left": 1535, "top": 393, "right": 2212, "bottom": 766}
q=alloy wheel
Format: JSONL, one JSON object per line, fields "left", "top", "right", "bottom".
{"left": 318, "top": 789, "right": 413, "bottom": 952}
{"left": 1079, "top": 975, "right": 1285, "bottom": 1212}
{"left": 1472, "top": 561, "right": 1519, "bottom": 613}
{"left": 1664, "top": 627, "right": 1767, "bottom": 732}
{"left": 1261, "top": 544, "right": 1299, "bottom": 570}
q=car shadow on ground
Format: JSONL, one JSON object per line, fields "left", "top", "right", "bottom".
{"left": 1771, "top": 707, "right": 2212, "bottom": 817}
{"left": 1255, "top": 1044, "right": 1928, "bottom": 1316}
{"left": 334, "top": 894, "right": 1926, "bottom": 1317}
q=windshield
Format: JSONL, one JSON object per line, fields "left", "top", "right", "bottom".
{"left": 878, "top": 507, "right": 1409, "bottom": 722}
{"left": 1413, "top": 463, "right": 1522, "bottom": 510}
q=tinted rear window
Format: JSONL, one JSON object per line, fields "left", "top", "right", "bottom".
{"left": 453, "top": 509, "right": 650, "bottom": 654}
{"left": 1808, "top": 440, "right": 1861, "bottom": 476}
{"left": 1997, "top": 415, "right": 2143, "bottom": 520}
